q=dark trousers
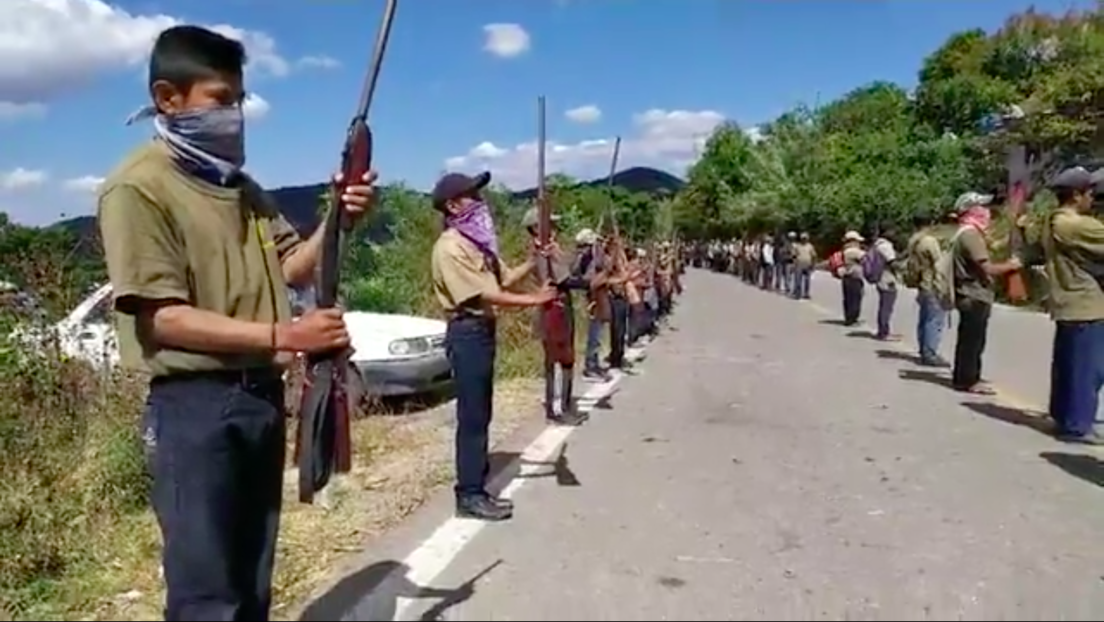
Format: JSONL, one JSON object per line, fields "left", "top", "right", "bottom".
{"left": 952, "top": 297, "right": 992, "bottom": 390}
{"left": 145, "top": 370, "right": 286, "bottom": 622}
{"left": 876, "top": 287, "right": 898, "bottom": 338}
{"left": 1049, "top": 320, "right": 1104, "bottom": 436}
{"left": 446, "top": 316, "right": 496, "bottom": 498}
{"left": 609, "top": 295, "right": 629, "bottom": 367}
{"left": 841, "top": 276, "right": 864, "bottom": 325}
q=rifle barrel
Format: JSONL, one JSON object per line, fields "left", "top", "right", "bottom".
{"left": 354, "top": 0, "right": 398, "bottom": 119}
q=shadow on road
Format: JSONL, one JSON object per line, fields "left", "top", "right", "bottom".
{"left": 897, "top": 368, "right": 955, "bottom": 389}
{"left": 845, "top": 330, "right": 880, "bottom": 340}
{"left": 297, "top": 558, "right": 502, "bottom": 621}
{"left": 488, "top": 444, "right": 581, "bottom": 492}
{"left": 817, "top": 318, "right": 851, "bottom": 327}
{"left": 1040, "top": 451, "right": 1104, "bottom": 488}
{"left": 960, "top": 401, "right": 1053, "bottom": 436}
{"left": 876, "top": 349, "right": 922, "bottom": 365}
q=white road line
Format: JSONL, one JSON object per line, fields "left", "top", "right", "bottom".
{"left": 388, "top": 359, "right": 635, "bottom": 620}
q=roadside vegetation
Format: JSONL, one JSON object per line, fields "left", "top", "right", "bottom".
{"left": 1, "top": 4, "right": 1103, "bottom": 618}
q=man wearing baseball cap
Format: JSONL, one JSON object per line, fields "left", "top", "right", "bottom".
{"left": 572, "top": 228, "right": 616, "bottom": 382}
{"left": 520, "top": 206, "right": 590, "bottom": 426}
{"left": 430, "top": 171, "right": 557, "bottom": 520}
{"left": 948, "top": 191, "right": 1021, "bottom": 395}
{"left": 1042, "top": 166, "right": 1104, "bottom": 444}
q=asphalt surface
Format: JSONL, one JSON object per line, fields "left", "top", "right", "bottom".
{"left": 324, "top": 268, "right": 1104, "bottom": 621}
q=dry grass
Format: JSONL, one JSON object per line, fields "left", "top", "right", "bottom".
{"left": 77, "top": 378, "right": 540, "bottom": 622}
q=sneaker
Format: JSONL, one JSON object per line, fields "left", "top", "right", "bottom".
{"left": 547, "top": 410, "right": 589, "bottom": 426}
{"left": 583, "top": 368, "right": 612, "bottom": 382}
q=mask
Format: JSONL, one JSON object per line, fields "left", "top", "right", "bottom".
{"left": 162, "top": 104, "right": 245, "bottom": 167}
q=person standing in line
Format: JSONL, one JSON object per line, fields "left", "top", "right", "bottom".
{"left": 838, "top": 231, "right": 866, "bottom": 325}
{"left": 903, "top": 214, "right": 950, "bottom": 367}
{"left": 571, "top": 228, "right": 615, "bottom": 383}
{"left": 949, "top": 191, "right": 1022, "bottom": 395}
{"left": 606, "top": 237, "right": 638, "bottom": 373}
{"left": 430, "top": 172, "right": 558, "bottom": 521}
{"left": 871, "top": 229, "right": 902, "bottom": 341}
{"left": 760, "top": 235, "right": 776, "bottom": 290}
{"left": 520, "top": 207, "right": 590, "bottom": 426}
{"left": 1042, "top": 167, "right": 1104, "bottom": 444}
{"left": 97, "top": 25, "right": 378, "bottom": 621}
{"left": 777, "top": 231, "right": 796, "bottom": 294}
{"left": 792, "top": 232, "right": 817, "bottom": 299}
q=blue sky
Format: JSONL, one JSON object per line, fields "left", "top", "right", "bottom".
{"left": 0, "top": 0, "right": 1092, "bottom": 226}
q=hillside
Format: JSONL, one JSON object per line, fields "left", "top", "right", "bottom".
{"left": 51, "top": 166, "right": 684, "bottom": 246}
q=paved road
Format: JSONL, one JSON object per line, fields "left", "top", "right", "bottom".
{"left": 318, "top": 269, "right": 1104, "bottom": 621}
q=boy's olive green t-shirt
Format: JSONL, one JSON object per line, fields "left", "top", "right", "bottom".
{"left": 97, "top": 141, "right": 300, "bottom": 376}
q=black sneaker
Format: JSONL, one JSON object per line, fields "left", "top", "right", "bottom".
{"left": 1058, "top": 430, "right": 1104, "bottom": 446}
{"left": 456, "top": 495, "right": 513, "bottom": 521}
{"left": 920, "top": 356, "right": 951, "bottom": 368}
{"left": 483, "top": 493, "right": 513, "bottom": 510}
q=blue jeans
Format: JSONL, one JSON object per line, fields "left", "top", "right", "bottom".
{"left": 584, "top": 316, "right": 604, "bottom": 371}
{"left": 145, "top": 369, "right": 286, "bottom": 621}
{"left": 1049, "top": 320, "right": 1104, "bottom": 436}
{"left": 792, "top": 267, "right": 812, "bottom": 299}
{"left": 446, "top": 316, "right": 496, "bottom": 498}
{"left": 916, "top": 290, "right": 945, "bottom": 360}
{"left": 876, "top": 287, "right": 898, "bottom": 338}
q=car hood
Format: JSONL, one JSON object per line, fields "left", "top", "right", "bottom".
{"left": 344, "top": 311, "right": 446, "bottom": 362}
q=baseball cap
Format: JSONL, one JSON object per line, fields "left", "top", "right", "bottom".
{"left": 1049, "top": 166, "right": 1095, "bottom": 191}
{"left": 953, "top": 191, "right": 994, "bottom": 213}
{"left": 575, "top": 228, "right": 598, "bottom": 244}
{"left": 521, "top": 206, "right": 561, "bottom": 229}
{"left": 843, "top": 230, "right": 864, "bottom": 242}
{"left": 431, "top": 171, "right": 491, "bottom": 210}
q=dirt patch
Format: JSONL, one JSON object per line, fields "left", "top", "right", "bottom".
{"left": 93, "top": 378, "right": 541, "bottom": 621}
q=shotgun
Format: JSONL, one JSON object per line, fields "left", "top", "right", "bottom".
{"left": 536, "top": 95, "right": 574, "bottom": 366}
{"left": 1004, "top": 143, "right": 1030, "bottom": 303}
{"left": 296, "top": 0, "right": 397, "bottom": 504}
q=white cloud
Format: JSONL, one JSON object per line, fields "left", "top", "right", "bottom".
{"left": 242, "top": 93, "right": 270, "bottom": 120}
{"left": 0, "top": 0, "right": 330, "bottom": 111}
{"left": 745, "top": 125, "right": 764, "bottom": 142}
{"left": 63, "top": 175, "right": 104, "bottom": 193}
{"left": 444, "top": 109, "right": 725, "bottom": 188}
{"left": 565, "top": 104, "right": 601, "bottom": 124}
{"left": 296, "top": 55, "right": 340, "bottom": 70}
{"left": 0, "top": 101, "right": 46, "bottom": 120}
{"left": 0, "top": 167, "right": 48, "bottom": 191}
{"left": 482, "top": 23, "right": 530, "bottom": 58}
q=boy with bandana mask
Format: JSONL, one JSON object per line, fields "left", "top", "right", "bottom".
{"left": 97, "top": 26, "right": 377, "bottom": 621}
{"left": 430, "top": 171, "right": 557, "bottom": 521}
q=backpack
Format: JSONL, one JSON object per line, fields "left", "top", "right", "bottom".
{"left": 934, "top": 227, "right": 970, "bottom": 311}
{"left": 901, "top": 235, "right": 927, "bottom": 289}
{"left": 827, "top": 250, "right": 844, "bottom": 278}
{"left": 861, "top": 247, "right": 886, "bottom": 284}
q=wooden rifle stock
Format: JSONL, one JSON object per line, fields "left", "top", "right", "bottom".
{"left": 536, "top": 96, "right": 574, "bottom": 366}
{"left": 1005, "top": 144, "right": 1029, "bottom": 303}
{"left": 295, "top": 0, "right": 397, "bottom": 504}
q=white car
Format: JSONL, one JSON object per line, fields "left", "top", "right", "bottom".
{"left": 42, "top": 284, "right": 453, "bottom": 398}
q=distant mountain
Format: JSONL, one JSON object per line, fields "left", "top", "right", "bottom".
{"left": 511, "top": 166, "right": 684, "bottom": 202}
{"left": 51, "top": 166, "right": 684, "bottom": 246}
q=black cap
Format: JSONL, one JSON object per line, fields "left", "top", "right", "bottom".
{"left": 1048, "top": 166, "right": 1095, "bottom": 191}
{"left": 431, "top": 171, "right": 491, "bottom": 210}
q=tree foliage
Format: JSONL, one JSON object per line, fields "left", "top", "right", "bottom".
{"left": 675, "top": 4, "right": 1104, "bottom": 246}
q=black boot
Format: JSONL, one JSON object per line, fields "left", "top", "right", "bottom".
{"left": 456, "top": 494, "right": 513, "bottom": 521}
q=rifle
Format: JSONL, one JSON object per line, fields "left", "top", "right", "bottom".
{"left": 1004, "top": 143, "right": 1033, "bottom": 303}
{"left": 295, "top": 0, "right": 397, "bottom": 504}
{"left": 536, "top": 95, "right": 574, "bottom": 367}
{"left": 601, "top": 137, "right": 642, "bottom": 306}
{"left": 588, "top": 138, "right": 622, "bottom": 322}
